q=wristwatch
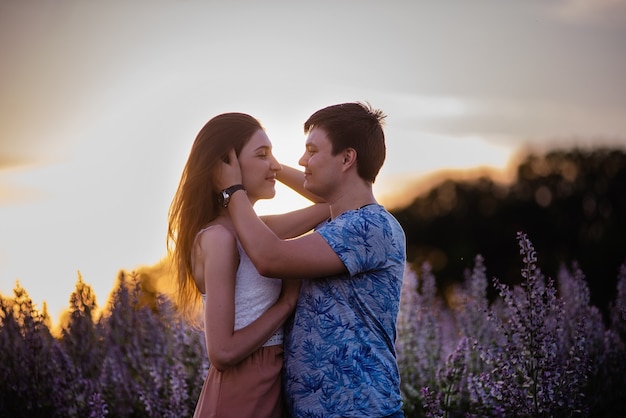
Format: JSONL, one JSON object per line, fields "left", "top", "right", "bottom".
{"left": 218, "top": 184, "right": 246, "bottom": 208}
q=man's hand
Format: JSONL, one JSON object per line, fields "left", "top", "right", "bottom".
{"left": 215, "top": 148, "right": 243, "bottom": 190}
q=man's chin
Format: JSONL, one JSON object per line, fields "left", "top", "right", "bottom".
{"left": 304, "top": 183, "right": 322, "bottom": 198}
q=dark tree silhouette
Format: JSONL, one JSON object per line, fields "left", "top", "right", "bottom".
{"left": 393, "top": 147, "right": 626, "bottom": 318}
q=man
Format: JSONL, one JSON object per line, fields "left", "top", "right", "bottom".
{"left": 217, "top": 102, "right": 406, "bottom": 417}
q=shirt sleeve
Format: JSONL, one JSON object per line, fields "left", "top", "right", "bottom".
{"left": 316, "top": 209, "right": 390, "bottom": 277}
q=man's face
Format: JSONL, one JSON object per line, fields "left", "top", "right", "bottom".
{"left": 298, "top": 128, "right": 343, "bottom": 197}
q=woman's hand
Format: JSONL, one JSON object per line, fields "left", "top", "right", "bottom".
{"left": 215, "top": 148, "right": 243, "bottom": 190}
{"left": 279, "top": 279, "right": 302, "bottom": 312}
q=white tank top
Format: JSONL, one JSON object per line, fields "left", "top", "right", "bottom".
{"left": 196, "top": 226, "right": 283, "bottom": 346}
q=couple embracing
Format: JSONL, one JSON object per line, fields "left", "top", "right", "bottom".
{"left": 168, "top": 102, "right": 406, "bottom": 418}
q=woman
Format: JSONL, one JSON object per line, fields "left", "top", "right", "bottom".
{"left": 167, "top": 113, "right": 329, "bottom": 417}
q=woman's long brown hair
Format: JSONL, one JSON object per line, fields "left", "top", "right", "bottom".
{"left": 167, "top": 113, "right": 263, "bottom": 326}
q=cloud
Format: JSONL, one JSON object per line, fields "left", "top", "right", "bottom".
{"left": 392, "top": 95, "right": 626, "bottom": 148}
{"left": 0, "top": 181, "right": 46, "bottom": 206}
{"left": 0, "top": 156, "right": 53, "bottom": 206}
{"left": 550, "top": 0, "right": 626, "bottom": 25}
{"left": 0, "top": 155, "right": 30, "bottom": 172}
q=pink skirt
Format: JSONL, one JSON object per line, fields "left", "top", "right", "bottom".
{"left": 193, "top": 344, "right": 285, "bottom": 418}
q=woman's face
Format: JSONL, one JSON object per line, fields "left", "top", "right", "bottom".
{"left": 238, "top": 129, "right": 282, "bottom": 204}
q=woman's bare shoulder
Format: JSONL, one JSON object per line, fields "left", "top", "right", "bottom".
{"left": 196, "top": 224, "right": 235, "bottom": 248}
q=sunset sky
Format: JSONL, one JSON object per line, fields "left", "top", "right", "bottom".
{"left": 2, "top": 0, "right": 626, "bottom": 324}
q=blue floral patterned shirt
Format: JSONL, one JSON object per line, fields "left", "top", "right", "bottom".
{"left": 283, "top": 204, "right": 406, "bottom": 417}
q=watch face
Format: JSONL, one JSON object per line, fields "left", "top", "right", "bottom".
{"left": 217, "top": 192, "right": 226, "bottom": 207}
{"left": 218, "top": 185, "right": 243, "bottom": 208}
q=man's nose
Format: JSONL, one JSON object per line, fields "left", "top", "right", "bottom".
{"left": 298, "top": 154, "right": 307, "bottom": 167}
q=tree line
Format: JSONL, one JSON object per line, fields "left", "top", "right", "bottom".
{"left": 392, "top": 147, "right": 626, "bottom": 319}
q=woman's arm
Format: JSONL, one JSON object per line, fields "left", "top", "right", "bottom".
{"left": 197, "top": 226, "right": 299, "bottom": 371}
{"left": 277, "top": 165, "right": 324, "bottom": 203}
{"left": 262, "top": 204, "right": 329, "bottom": 239}
{"left": 261, "top": 165, "right": 330, "bottom": 239}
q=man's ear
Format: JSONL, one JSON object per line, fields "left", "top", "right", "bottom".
{"left": 342, "top": 148, "right": 357, "bottom": 168}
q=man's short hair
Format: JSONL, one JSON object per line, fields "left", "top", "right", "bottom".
{"left": 304, "top": 102, "right": 386, "bottom": 183}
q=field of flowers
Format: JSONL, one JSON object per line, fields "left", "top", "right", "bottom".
{"left": 1, "top": 232, "right": 625, "bottom": 417}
